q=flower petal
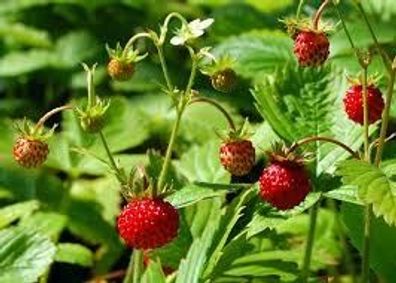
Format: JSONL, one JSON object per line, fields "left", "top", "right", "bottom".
{"left": 170, "top": 35, "right": 185, "bottom": 46}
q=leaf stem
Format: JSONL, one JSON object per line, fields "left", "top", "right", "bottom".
{"left": 34, "top": 105, "right": 73, "bottom": 133}
{"left": 288, "top": 136, "right": 359, "bottom": 158}
{"left": 312, "top": 0, "right": 331, "bottom": 30}
{"left": 185, "top": 46, "right": 197, "bottom": 94}
{"left": 361, "top": 204, "right": 372, "bottom": 283}
{"left": 123, "top": 250, "right": 143, "bottom": 283}
{"left": 374, "top": 58, "right": 396, "bottom": 165}
{"left": 189, "top": 97, "right": 236, "bottom": 131}
{"left": 301, "top": 201, "right": 320, "bottom": 283}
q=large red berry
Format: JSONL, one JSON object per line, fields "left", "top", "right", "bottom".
{"left": 13, "top": 137, "right": 49, "bottom": 168}
{"left": 259, "top": 161, "right": 311, "bottom": 210}
{"left": 107, "top": 58, "right": 134, "bottom": 81}
{"left": 293, "top": 31, "right": 329, "bottom": 67}
{"left": 343, "top": 84, "right": 384, "bottom": 125}
{"left": 220, "top": 139, "right": 255, "bottom": 176}
{"left": 117, "top": 198, "right": 179, "bottom": 250}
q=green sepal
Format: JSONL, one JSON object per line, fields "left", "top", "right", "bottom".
{"left": 200, "top": 54, "right": 236, "bottom": 76}
{"left": 106, "top": 42, "right": 148, "bottom": 64}
{"left": 14, "top": 118, "right": 56, "bottom": 141}
{"left": 217, "top": 118, "right": 252, "bottom": 142}
{"left": 75, "top": 97, "right": 110, "bottom": 133}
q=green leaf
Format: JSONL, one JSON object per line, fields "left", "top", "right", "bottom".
{"left": 0, "top": 226, "right": 56, "bottom": 283}
{"left": 324, "top": 185, "right": 363, "bottom": 205}
{"left": 342, "top": 203, "right": 396, "bottom": 282}
{"left": 0, "top": 50, "right": 53, "bottom": 77}
{"left": 54, "top": 31, "right": 99, "bottom": 68}
{"left": 0, "top": 22, "right": 52, "bottom": 48}
{"left": 0, "top": 200, "right": 39, "bottom": 229}
{"left": 20, "top": 212, "right": 67, "bottom": 240}
{"left": 246, "top": 192, "right": 322, "bottom": 238}
{"left": 166, "top": 184, "right": 225, "bottom": 208}
{"left": 176, "top": 141, "right": 230, "bottom": 183}
{"left": 337, "top": 159, "right": 396, "bottom": 226}
{"left": 175, "top": 198, "right": 222, "bottom": 283}
{"left": 55, "top": 243, "right": 93, "bottom": 267}
{"left": 252, "top": 64, "right": 367, "bottom": 176}
{"left": 204, "top": 187, "right": 256, "bottom": 279}
{"left": 211, "top": 30, "right": 293, "bottom": 81}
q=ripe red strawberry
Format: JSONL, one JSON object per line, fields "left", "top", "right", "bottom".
{"left": 117, "top": 197, "right": 179, "bottom": 250}
{"left": 211, "top": 68, "right": 237, "bottom": 93}
{"left": 220, "top": 139, "right": 255, "bottom": 176}
{"left": 293, "top": 31, "right": 329, "bottom": 67}
{"left": 13, "top": 137, "right": 49, "bottom": 168}
{"left": 343, "top": 84, "right": 384, "bottom": 125}
{"left": 107, "top": 58, "right": 134, "bottom": 81}
{"left": 259, "top": 157, "right": 311, "bottom": 210}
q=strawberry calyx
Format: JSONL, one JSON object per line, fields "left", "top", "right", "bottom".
{"left": 76, "top": 64, "right": 110, "bottom": 133}
{"left": 14, "top": 118, "right": 56, "bottom": 143}
{"left": 200, "top": 54, "right": 236, "bottom": 76}
{"left": 267, "top": 142, "right": 306, "bottom": 168}
{"left": 219, "top": 118, "right": 251, "bottom": 143}
{"left": 282, "top": 16, "right": 333, "bottom": 39}
{"left": 106, "top": 42, "right": 148, "bottom": 65}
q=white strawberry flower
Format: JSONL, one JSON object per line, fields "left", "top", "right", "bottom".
{"left": 170, "top": 18, "right": 214, "bottom": 46}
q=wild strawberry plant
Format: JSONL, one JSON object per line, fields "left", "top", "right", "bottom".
{"left": 0, "top": 1, "right": 396, "bottom": 283}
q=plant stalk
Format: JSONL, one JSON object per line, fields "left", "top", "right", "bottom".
{"left": 156, "top": 45, "right": 173, "bottom": 91}
{"left": 312, "top": 0, "right": 331, "bottom": 30}
{"left": 355, "top": 3, "right": 392, "bottom": 72}
{"left": 288, "top": 136, "right": 358, "bottom": 158}
{"left": 296, "top": 0, "right": 305, "bottom": 19}
{"left": 374, "top": 61, "right": 396, "bottom": 165}
{"left": 123, "top": 33, "right": 152, "bottom": 58}
{"left": 157, "top": 109, "right": 183, "bottom": 192}
{"left": 99, "top": 131, "right": 127, "bottom": 185}
{"left": 123, "top": 250, "right": 143, "bottom": 283}
{"left": 361, "top": 61, "right": 372, "bottom": 283}
{"left": 301, "top": 202, "right": 320, "bottom": 283}
{"left": 34, "top": 105, "right": 73, "bottom": 133}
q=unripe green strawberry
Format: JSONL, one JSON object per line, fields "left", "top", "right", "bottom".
{"left": 107, "top": 58, "right": 134, "bottom": 81}
{"left": 13, "top": 137, "right": 49, "bottom": 168}
{"left": 211, "top": 68, "right": 237, "bottom": 93}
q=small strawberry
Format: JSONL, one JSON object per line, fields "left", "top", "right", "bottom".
{"left": 259, "top": 148, "right": 311, "bottom": 210}
{"left": 13, "top": 137, "right": 49, "bottom": 168}
{"left": 293, "top": 31, "right": 329, "bottom": 67}
{"left": 219, "top": 120, "right": 255, "bottom": 176}
{"left": 220, "top": 140, "right": 255, "bottom": 176}
{"left": 201, "top": 55, "right": 238, "bottom": 93}
{"left": 343, "top": 84, "right": 384, "bottom": 125}
{"left": 117, "top": 197, "right": 179, "bottom": 250}
{"left": 106, "top": 43, "right": 147, "bottom": 81}
{"left": 211, "top": 68, "right": 237, "bottom": 93}
{"left": 12, "top": 106, "right": 66, "bottom": 169}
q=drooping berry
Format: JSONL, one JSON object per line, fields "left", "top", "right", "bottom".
{"left": 293, "top": 31, "right": 330, "bottom": 67}
{"left": 343, "top": 84, "right": 384, "bottom": 125}
{"left": 117, "top": 198, "right": 179, "bottom": 250}
{"left": 13, "top": 137, "right": 49, "bottom": 168}
{"left": 107, "top": 58, "right": 134, "bottom": 81}
{"left": 220, "top": 139, "right": 255, "bottom": 176}
{"left": 259, "top": 158, "right": 311, "bottom": 210}
{"left": 211, "top": 68, "right": 237, "bottom": 93}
